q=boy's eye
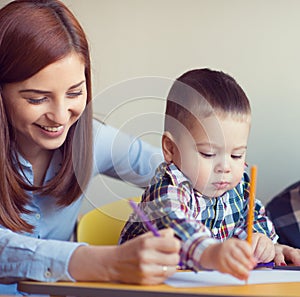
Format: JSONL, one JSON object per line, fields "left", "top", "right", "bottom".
{"left": 200, "top": 152, "right": 216, "bottom": 158}
{"left": 26, "top": 97, "right": 47, "bottom": 104}
{"left": 231, "top": 154, "right": 243, "bottom": 159}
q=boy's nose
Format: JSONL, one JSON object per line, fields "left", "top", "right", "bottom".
{"left": 215, "top": 157, "right": 231, "bottom": 173}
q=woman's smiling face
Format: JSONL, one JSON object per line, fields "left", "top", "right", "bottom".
{"left": 1, "top": 52, "right": 87, "bottom": 156}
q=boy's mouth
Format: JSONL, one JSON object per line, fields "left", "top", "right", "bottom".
{"left": 212, "top": 182, "right": 230, "bottom": 190}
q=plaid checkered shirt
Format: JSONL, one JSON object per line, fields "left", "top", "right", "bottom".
{"left": 119, "top": 162, "right": 278, "bottom": 271}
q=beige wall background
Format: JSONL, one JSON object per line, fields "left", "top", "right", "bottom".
{"left": 1, "top": 0, "right": 300, "bottom": 213}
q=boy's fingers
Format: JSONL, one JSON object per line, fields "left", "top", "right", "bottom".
{"left": 158, "top": 228, "right": 175, "bottom": 238}
{"left": 274, "top": 251, "right": 285, "bottom": 266}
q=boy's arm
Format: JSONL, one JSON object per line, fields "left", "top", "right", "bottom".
{"left": 140, "top": 183, "right": 218, "bottom": 271}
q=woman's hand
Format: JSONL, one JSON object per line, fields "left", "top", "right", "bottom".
{"left": 113, "top": 228, "right": 180, "bottom": 285}
{"left": 69, "top": 228, "right": 180, "bottom": 285}
{"left": 200, "top": 238, "right": 256, "bottom": 280}
{"left": 251, "top": 233, "right": 275, "bottom": 263}
{"left": 274, "top": 243, "right": 300, "bottom": 266}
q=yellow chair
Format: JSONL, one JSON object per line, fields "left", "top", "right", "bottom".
{"left": 77, "top": 197, "right": 140, "bottom": 245}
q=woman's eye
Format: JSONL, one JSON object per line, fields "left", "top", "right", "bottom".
{"left": 26, "top": 97, "right": 47, "bottom": 104}
{"left": 67, "top": 90, "right": 83, "bottom": 98}
{"left": 200, "top": 152, "right": 215, "bottom": 158}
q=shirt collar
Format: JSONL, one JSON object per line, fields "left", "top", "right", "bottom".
{"left": 14, "top": 152, "right": 32, "bottom": 168}
{"left": 13, "top": 149, "right": 63, "bottom": 181}
{"left": 161, "top": 162, "right": 229, "bottom": 200}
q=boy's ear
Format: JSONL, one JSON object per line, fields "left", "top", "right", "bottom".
{"left": 162, "top": 131, "right": 176, "bottom": 164}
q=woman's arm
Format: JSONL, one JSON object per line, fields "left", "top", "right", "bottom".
{"left": 0, "top": 228, "right": 180, "bottom": 286}
{"left": 92, "top": 119, "right": 163, "bottom": 187}
{"left": 0, "top": 229, "right": 83, "bottom": 282}
{"left": 69, "top": 229, "right": 180, "bottom": 285}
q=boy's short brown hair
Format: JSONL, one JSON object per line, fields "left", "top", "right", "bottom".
{"left": 165, "top": 68, "right": 251, "bottom": 134}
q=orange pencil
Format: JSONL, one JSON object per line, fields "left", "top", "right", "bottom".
{"left": 247, "top": 165, "right": 257, "bottom": 245}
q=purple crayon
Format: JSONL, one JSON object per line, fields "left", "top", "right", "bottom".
{"left": 254, "top": 261, "right": 275, "bottom": 269}
{"left": 129, "top": 199, "right": 160, "bottom": 237}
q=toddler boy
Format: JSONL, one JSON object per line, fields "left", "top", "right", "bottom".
{"left": 120, "top": 69, "right": 277, "bottom": 280}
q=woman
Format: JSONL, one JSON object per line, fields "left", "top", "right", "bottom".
{"left": 0, "top": 0, "right": 180, "bottom": 294}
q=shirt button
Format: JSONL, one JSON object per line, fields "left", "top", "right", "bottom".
{"left": 44, "top": 270, "right": 52, "bottom": 278}
{"left": 35, "top": 213, "right": 41, "bottom": 220}
{"left": 187, "top": 260, "right": 193, "bottom": 267}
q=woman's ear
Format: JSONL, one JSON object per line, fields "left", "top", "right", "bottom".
{"left": 162, "top": 131, "right": 176, "bottom": 164}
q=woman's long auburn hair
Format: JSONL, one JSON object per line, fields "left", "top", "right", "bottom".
{"left": 0, "top": 0, "right": 93, "bottom": 232}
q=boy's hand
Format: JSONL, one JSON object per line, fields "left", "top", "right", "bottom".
{"left": 200, "top": 238, "right": 256, "bottom": 280}
{"left": 274, "top": 243, "right": 300, "bottom": 266}
{"left": 251, "top": 233, "right": 275, "bottom": 263}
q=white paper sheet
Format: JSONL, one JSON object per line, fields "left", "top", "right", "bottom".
{"left": 165, "top": 270, "right": 300, "bottom": 288}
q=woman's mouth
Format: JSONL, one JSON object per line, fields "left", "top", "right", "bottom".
{"left": 38, "top": 124, "right": 64, "bottom": 132}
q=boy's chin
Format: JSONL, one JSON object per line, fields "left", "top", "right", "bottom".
{"left": 199, "top": 189, "right": 227, "bottom": 199}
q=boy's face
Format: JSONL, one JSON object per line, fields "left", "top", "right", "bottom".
{"left": 166, "top": 115, "right": 250, "bottom": 198}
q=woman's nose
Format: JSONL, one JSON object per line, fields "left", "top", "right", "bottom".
{"left": 46, "top": 100, "right": 69, "bottom": 124}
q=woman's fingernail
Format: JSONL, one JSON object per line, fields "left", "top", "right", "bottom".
{"left": 280, "top": 262, "right": 287, "bottom": 266}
